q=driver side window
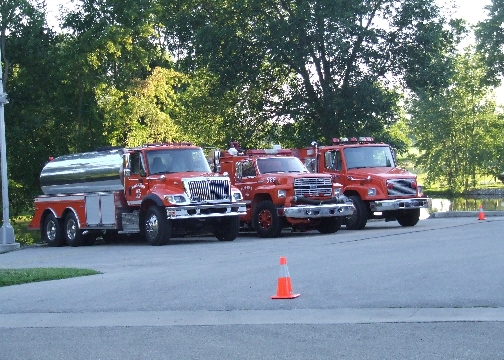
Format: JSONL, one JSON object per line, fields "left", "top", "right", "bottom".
{"left": 242, "top": 161, "right": 256, "bottom": 177}
{"left": 325, "top": 151, "right": 342, "bottom": 171}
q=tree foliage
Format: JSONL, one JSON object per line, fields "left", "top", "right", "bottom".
{"left": 476, "top": 0, "right": 504, "bottom": 84}
{"left": 408, "top": 48, "right": 504, "bottom": 193}
{"left": 165, "top": 0, "right": 459, "bottom": 146}
{"left": 97, "top": 67, "right": 186, "bottom": 146}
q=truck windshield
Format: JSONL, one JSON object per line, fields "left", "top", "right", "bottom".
{"left": 147, "top": 148, "right": 211, "bottom": 174}
{"left": 257, "top": 157, "right": 308, "bottom": 174}
{"left": 344, "top": 146, "right": 395, "bottom": 169}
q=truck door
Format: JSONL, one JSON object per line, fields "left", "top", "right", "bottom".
{"left": 324, "top": 150, "right": 344, "bottom": 181}
{"left": 236, "top": 160, "right": 256, "bottom": 200}
{"left": 123, "top": 151, "right": 148, "bottom": 206}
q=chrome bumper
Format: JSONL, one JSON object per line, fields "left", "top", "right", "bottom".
{"left": 165, "top": 202, "right": 247, "bottom": 219}
{"left": 283, "top": 203, "right": 354, "bottom": 219}
{"left": 370, "top": 198, "right": 432, "bottom": 212}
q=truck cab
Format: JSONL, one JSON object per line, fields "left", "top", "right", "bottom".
{"left": 295, "top": 137, "right": 432, "bottom": 229}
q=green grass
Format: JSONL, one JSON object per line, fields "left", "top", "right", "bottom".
{"left": 0, "top": 268, "right": 101, "bottom": 287}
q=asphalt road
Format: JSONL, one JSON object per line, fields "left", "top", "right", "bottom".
{"left": 1, "top": 216, "right": 504, "bottom": 359}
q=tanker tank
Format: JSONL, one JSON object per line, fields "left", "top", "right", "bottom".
{"left": 39, "top": 148, "right": 126, "bottom": 195}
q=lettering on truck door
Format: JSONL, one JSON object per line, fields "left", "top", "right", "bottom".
{"left": 124, "top": 151, "right": 148, "bottom": 205}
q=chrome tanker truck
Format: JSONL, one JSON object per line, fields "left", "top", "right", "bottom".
{"left": 29, "top": 143, "right": 246, "bottom": 246}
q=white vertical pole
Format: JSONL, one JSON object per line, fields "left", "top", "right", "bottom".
{"left": 0, "top": 46, "right": 16, "bottom": 246}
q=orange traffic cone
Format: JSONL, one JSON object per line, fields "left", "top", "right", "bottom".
{"left": 271, "top": 256, "right": 300, "bottom": 299}
{"left": 478, "top": 204, "right": 486, "bottom": 220}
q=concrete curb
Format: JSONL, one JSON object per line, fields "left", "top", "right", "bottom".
{"left": 0, "top": 242, "right": 20, "bottom": 254}
{"left": 2, "top": 308, "right": 504, "bottom": 328}
{"left": 429, "top": 211, "right": 504, "bottom": 218}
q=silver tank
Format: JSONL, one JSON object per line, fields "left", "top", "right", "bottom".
{"left": 39, "top": 148, "right": 125, "bottom": 195}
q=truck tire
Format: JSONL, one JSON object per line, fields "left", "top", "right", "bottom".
{"left": 64, "top": 212, "right": 83, "bottom": 247}
{"left": 42, "top": 213, "right": 65, "bottom": 247}
{"left": 345, "top": 195, "right": 368, "bottom": 230}
{"left": 143, "top": 206, "right": 171, "bottom": 246}
{"left": 318, "top": 217, "right": 342, "bottom": 234}
{"left": 213, "top": 216, "right": 240, "bottom": 241}
{"left": 396, "top": 208, "right": 420, "bottom": 227}
{"left": 253, "top": 200, "right": 283, "bottom": 238}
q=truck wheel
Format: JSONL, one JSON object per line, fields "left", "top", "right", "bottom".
{"left": 253, "top": 201, "right": 282, "bottom": 238}
{"left": 345, "top": 195, "right": 367, "bottom": 230}
{"left": 42, "top": 213, "right": 65, "bottom": 247}
{"left": 213, "top": 216, "right": 240, "bottom": 241}
{"left": 143, "top": 206, "right": 171, "bottom": 246}
{"left": 64, "top": 212, "right": 83, "bottom": 247}
{"left": 396, "top": 208, "right": 420, "bottom": 227}
{"left": 318, "top": 217, "right": 342, "bottom": 234}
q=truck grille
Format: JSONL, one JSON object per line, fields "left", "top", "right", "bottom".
{"left": 387, "top": 179, "right": 417, "bottom": 196}
{"left": 185, "top": 178, "right": 231, "bottom": 201}
{"left": 294, "top": 177, "right": 332, "bottom": 197}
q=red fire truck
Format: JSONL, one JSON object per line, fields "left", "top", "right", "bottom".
{"left": 29, "top": 143, "right": 246, "bottom": 246}
{"left": 293, "top": 137, "right": 431, "bottom": 229}
{"left": 213, "top": 144, "right": 354, "bottom": 237}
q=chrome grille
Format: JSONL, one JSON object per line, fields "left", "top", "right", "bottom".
{"left": 185, "top": 178, "right": 231, "bottom": 201}
{"left": 387, "top": 179, "right": 417, "bottom": 196}
{"left": 294, "top": 177, "right": 332, "bottom": 197}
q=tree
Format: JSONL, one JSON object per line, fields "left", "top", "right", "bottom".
{"left": 408, "top": 48, "right": 504, "bottom": 193}
{"left": 164, "top": 0, "right": 460, "bottom": 147}
{"left": 475, "top": 0, "right": 504, "bottom": 84}
{"left": 96, "top": 67, "right": 186, "bottom": 146}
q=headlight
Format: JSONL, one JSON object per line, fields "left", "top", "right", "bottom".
{"left": 232, "top": 191, "right": 243, "bottom": 202}
{"left": 333, "top": 187, "right": 342, "bottom": 197}
{"left": 367, "top": 188, "right": 376, "bottom": 196}
{"left": 278, "top": 189, "right": 286, "bottom": 198}
{"left": 164, "top": 194, "right": 189, "bottom": 204}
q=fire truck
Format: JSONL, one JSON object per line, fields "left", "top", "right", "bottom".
{"left": 29, "top": 143, "right": 246, "bottom": 246}
{"left": 293, "top": 137, "right": 431, "bottom": 230}
{"left": 213, "top": 144, "right": 354, "bottom": 237}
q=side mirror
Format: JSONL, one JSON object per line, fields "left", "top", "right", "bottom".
{"left": 213, "top": 150, "right": 221, "bottom": 173}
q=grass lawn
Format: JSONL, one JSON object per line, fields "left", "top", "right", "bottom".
{"left": 0, "top": 268, "right": 101, "bottom": 287}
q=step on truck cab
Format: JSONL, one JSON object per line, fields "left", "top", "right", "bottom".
{"left": 293, "top": 137, "right": 432, "bottom": 229}
{"left": 213, "top": 143, "right": 354, "bottom": 237}
{"left": 29, "top": 143, "right": 246, "bottom": 246}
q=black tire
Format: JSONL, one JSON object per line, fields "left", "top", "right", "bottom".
{"left": 253, "top": 200, "right": 282, "bottom": 238}
{"left": 345, "top": 195, "right": 368, "bottom": 230}
{"left": 42, "top": 213, "right": 65, "bottom": 247}
{"left": 318, "top": 217, "right": 342, "bottom": 234}
{"left": 142, "top": 206, "right": 171, "bottom": 246}
{"left": 213, "top": 216, "right": 240, "bottom": 241}
{"left": 64, "top": 212, "right": 83, "bottom": 247}
{"left": 396, "top": 208, "right": 420, "bottom": 227}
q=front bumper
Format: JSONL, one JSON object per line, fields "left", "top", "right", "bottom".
{"left": 165, "top": 202, "right": 247, "bottom": 219}
{"left": 283, "top": 203, "right": 354, "bottom": 219}
{"left": 370, "top": 197, "right": 432, "bottom": 212}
